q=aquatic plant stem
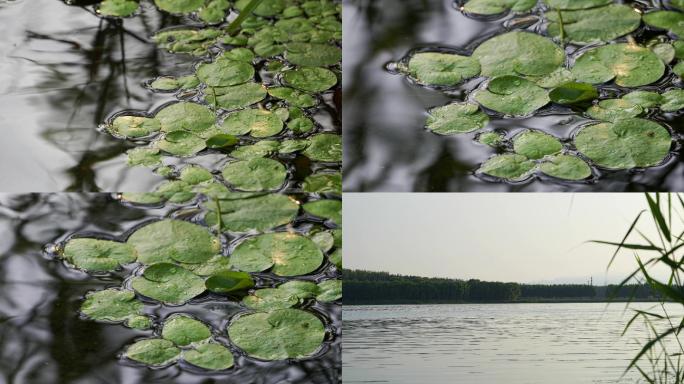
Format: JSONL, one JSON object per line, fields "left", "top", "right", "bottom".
{"left": 227, "top": 0, "right": 265, "bottom": 35}
{"left": 556, "top": 10, "right": 565, "bottom": 48}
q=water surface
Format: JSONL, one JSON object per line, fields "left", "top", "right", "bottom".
{"left": 344, "top": 303, "right": 684, "bottom": 383}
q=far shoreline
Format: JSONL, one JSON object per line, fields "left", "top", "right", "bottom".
{"left": 344, "top": 299, "right": 668, "bottom": 306}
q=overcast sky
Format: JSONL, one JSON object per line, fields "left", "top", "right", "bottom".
{"left": 344, "top": 193, "right": 676, "bottom": 284}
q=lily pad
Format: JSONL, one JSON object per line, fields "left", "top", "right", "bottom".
{"left": 230, "top": 140, "right": 281, "bottom": 159}
{"left": 98, "top": 0, "right": 139, "bottom": 17}
{"left": 220, "top": 109, "right": 283, "bottom": 137}
{"left": 539, "top": 154, "right": 592, "bottom": 180}
{"left": 196, "top": 57, "right": 255, "bottom": 87}
{"left": 478, "top": 154, "right": 536, "bottom": 181}
{"left": 127, "top": 148, "right": 162, "bottom": 167}
{"left": 543, "top": 0, "right": 611, "bottom": 10}
{"left": 228, "top": 308, "right": 325, "bottom": 361}
{"left": 546, "top": 4, "right": 641, "bottom": 45}
{"left": 316, "top": 279, "right": 342, "bottom": 302}
{"left": 161, "top": 315, "right": 211, "bottom": 346}
{"left": 63, "top": 238, "right": 137, "bottom": 272}
{"left": 643, "top": 11, "right": 684, "bottom": 37}
{"left": 661, "top": 89, "right": 684, "bottom": 112}
{"left": 405, "top": 52, "right": 480, "bottom": 86}
{"left": 279, "top": 280, "right": 320, "bottom": 299}
{"left": 268, "top": 87, "right": 317, "bottom": 107}
{"left": 127, "top": 219, "right": 220, "bottom": 265}
{"left": 206, "top": 133, "right": 239, "bottom": 148}
{"left": 462, "top": 0, "right": 536, "bottom": 15}
{"left": 571, "top": 43, "right": 665, "bottom": 87}
{"left": 156, "top": 102, "right": 216, "bottom": 133}
{"left": 80, "top": 289, "right": 150, "bottom": 329}
{"left": 183, "top": 343, "right": 235, "bottom": 370}
{"left": 549, "top": 82, "right": 598, "bottom": 104}
{"left": 154, "top": 0, "right": 203, "bottom": 13}
{"left": 472, "top": 31, "right": 564, "bottom": 77}
{"left": 586, "top": 99, "right": 644, "bottom": 121}
{"left": 477, "top": 131, "right": 504, "bottom": 147}
{"left": 242, "top": 288, "right": 299, "bottom": 311}
{"left": 425, "top": 103, "right": 489, "bottom": 135}
{"left": 622, "top": 91, "right": 663, "bottom": 108}
{"left": 302, "top": 134, "right": 342, "bottom": 162}
{"left": 222, "top": 158, "right": 287, "bottom": 191}
{"left": 125, "top": 338, "right": 180, "bottom": 366}
{"left": 282, "top": 67, "right": 338, "bottom": 93}
{"left": 574, "top": 118, "right": 672, "bottom": 169}
{"left": 157, "top": 131, "right": 207, "bottom": 156}
{"left": 285, "top": 42, "right": 341, "bottom": 67}
{"left": 204, "top": 194, "right": 300, "bottom": 232}
{"left": 474, "top": 76, "right": 550, "bottom": 116}
{"left": 329, "top": 248, "right": 342, "bottom": 268}
{"left": 302, "top": 172, "right": 342, "bottom": 194}
{"left": 512, "top": 130, "right": 562, "bottom": 159}
{"left": 131, "top": 263, "right": 206, "bottom": 305}
{"left": 111, "top": 116, "right": 161, "bottom": 138}
{"left": 205, "top": 82, "right": 267, "bottom": 110}
{"left": 303, "top": 199, "right": 341, "bottom": 225}
{"left": 179, "top": 165, "right": 213, "bottom": 185}
{"left": 651, "top": 43, "right": 676, "bottom": 64}
{"left": 231, "top": 232, "right": 324, "bottom": 276}
{"left": 205, "top": 270, "right": 255, "bottom": 293}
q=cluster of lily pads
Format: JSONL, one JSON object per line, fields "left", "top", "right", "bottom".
{"left": 98, "top": 0, "right": 340, "bottom": 202}
{"left": 54, "top": 191, "right": 341, "bottom": 371}
{"left": 390, "top": 0, "right": 684, "bottom": 182}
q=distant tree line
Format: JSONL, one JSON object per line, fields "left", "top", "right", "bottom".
{"left": 344, "top": 269, "right": 659, "bottom": 304}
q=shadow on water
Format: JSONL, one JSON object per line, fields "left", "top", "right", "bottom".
{"left": 342, "top": 0, "right": 684, "bottom": 192}
{"left": 0, "top": 194, "right": 341, "bottom": 384}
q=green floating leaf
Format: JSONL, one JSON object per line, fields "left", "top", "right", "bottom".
{"left": 279, "top": 280, "right": 320, "bottom": 299}
{"left": 154, "top": 28, "right": 221, "bottom": 56}
{"left": 220, "top": 109, "right": 283, "bottom": 138}
{"left": 303, "top": 134, "right": 342, "bottom": 162}
{"left": 204, "top": 194, "right": 300, "bottom": 232}
{"left": 462, "top": 0, "right": 536, "bottom": 15}
{"left": 571, "top": 44, "right": 665, "bottom": 87}
{"left": 179, "top": 165, "right": 213, "bottom": 185}
{"left": 198, "top": 0, "right": 231, "bottom": 24}
{"left": 206, "top": 133, "right": 239, "bottom": 149}
{"left": 131, "top": 263, "right": 206, "bottom": 305}
{"left": 98, "top": 0, "right": 139, "bottom": 17}
{"left": 183, "top": 343, "right": 234, "bottom": 370}
{"left": 222, "top": 158, "right": 287, "bottom": 192}
{"left": 661, "top": 89, "right": 684, "bottom": 112}
{"left": 644, "top": 11, "right": 684, "bottom": 37}
{"left": 206, "top": 270, "right": 255, "bottom": 293}
{"left": 425, "top": 103, "right": 488, "bottom": 135}
{"left": 533, "top": 67, "right": 575, "bottom": 88}
{"left": 120, "top": 192, "right": 165, "bottom": 205}
{"left": 285, "top": 42, "right": 341, "bottom": 67}
{"left": 157, "top": 131, "right": 207, "bottom": 156}
{"left": 512, "top": 130, "right": 562, "bottom": 160}
{"left": 546, "top": 5, "right": 641, "bottom": 45}
{"left": 183, "top": 254, "right": 232, "bottom": 276}
{"left": 125, "top": 338, "right": 180, "bottom": 366}
{"left": 329, "top": 248, "right": 342, "bottom": 268}
{"left": 316, "top": 279, "right": 341, "bottom": 302}
{"left": 477, "top": 131, "right": 504, "bottom": 147}
{"left": 651, "top": 42, "right": 676, "bottom": 64}
{"left": 539, "top": 154, "right": 592, "bottom": 180}
{"left": 288, "top": 116, "right": 315, "bottom": 134}
{"left": 543, "top": 0, "right": 611, "bottom": 10}
{"left": 586, "top": 99, "right": 643, "bottom": 121}
{"left": 236, "top": 0, "right": 284, "bottom": 16}
{"left": 478, "top": 154, "right": 536, "bottom": 181}
{"left": 162, "top": 315, "right": 211, "bottom": 346}
{"left": 197, "top": 56, "right": 254, "bottom": 87}
{"left": 474, "top": 76, "right": 549, "bottom": 116}
{"left": 282, "top": 67, "right": 338, "bottom": 93}
{"left": 549, "top": 82, "right": 598, "bottom": 104}
{"left": 154, "top": 180, "right": 196, "bottom": 203}
{"left": 405, "top": 52, "right": 480, "bottom": 86}
{"left": 242, "top": 288, "right": 299, "bottom": 311}
{"left": 622, "top": 91, "right": 663, "bottom": 109}
{"left": 302, "top": 172, "right": 342, "bottom": 194}
{"left": 205, "top": 82, "right": 267, "bottom": 110}
{"left": 150, "top": 77, "right": 181, "bottom": 91}
{"left": 279, "top": 139, "right": 309, "bottom": 154}
{"left": 127, "top": 148, "right": 162, "bottom": 167}
{"left": 674, "top": 61, "right": 684, "bottom": 78}
{"left": 80, "top": 289, "right": 150, "bottom": 329}
{"left": 231, "top": 232, "right": 324, "bottom": 276}
{"left": 311, "top": 231, "right": 334, "bottom": 252}
{"left": 228, "top": 309, "right": 325, "bottom": 361}
{"left": 303, "top": 199, "right": 341, "bottom": 225}
{"left": 574, "top": 118, "right": 672, "bottom": 169}
{"left": 154, "top": 0, "right": 203, "bottom": 13}
{"left": 127, "top": 219, "right": 220, "bottom": 265}
{"left": 268, "top": 87, "right": 317, "bottom": 108}
{"left": 156, "top": 102, "right": 216, "bottom": 134}
{"left": 63, "top": 238, "right": 137, "bottom": 272}
{"left": 472, "top": 31, "right": 564, "bottom": 77}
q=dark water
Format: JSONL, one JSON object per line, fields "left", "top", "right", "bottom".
{"left": 342, "top": 0, "right": 684, "bottom": 192}
{"left": 344, "top": 303, "right": 684, "bottom": 384}
{"left": 0, "top": 194, "right": 341, "bottom": 384}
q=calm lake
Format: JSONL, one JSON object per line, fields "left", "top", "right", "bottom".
{"left": 344, "top": 303, "right": 684, "bottom": 384}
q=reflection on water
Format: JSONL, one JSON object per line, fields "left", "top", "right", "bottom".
{"left": 0, "top": 0, "right": 197, "bottom": 191}
{"left": 0, "top": 194, "right": 340, "bottom": 383}
{"left": 342, "top": 0, "right": 684, "bottom": 192}
{"left": 344, "top": 303, "right": 684, "bottom": 383}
